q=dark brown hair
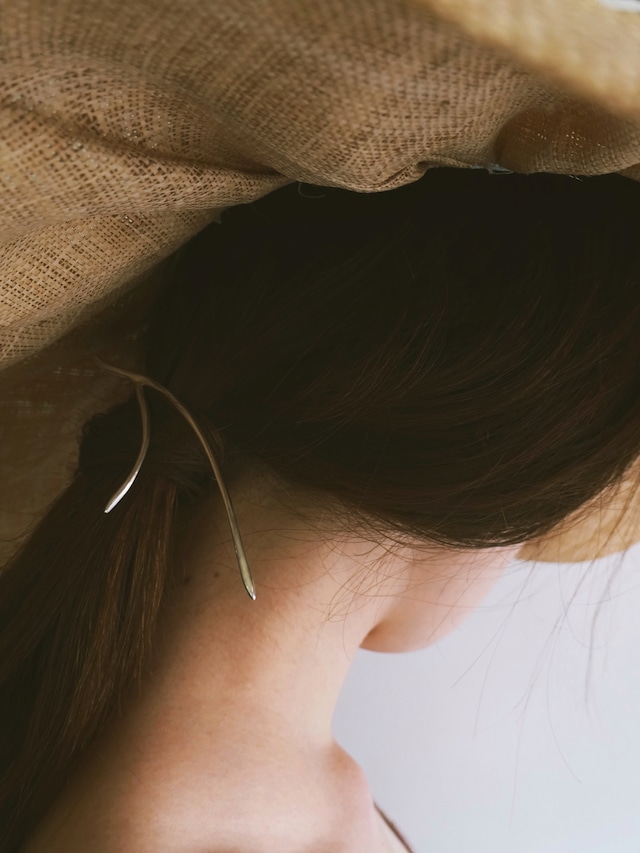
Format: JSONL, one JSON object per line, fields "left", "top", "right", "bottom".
{"left": 2, "top": 167, "right": 640, "bottom": 850}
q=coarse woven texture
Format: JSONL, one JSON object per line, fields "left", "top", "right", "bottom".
{"left": 1, "top": 0, "right": 640, "bottom": 571}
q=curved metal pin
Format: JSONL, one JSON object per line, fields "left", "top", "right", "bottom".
{"left": 93, "top": 356, "right": 256, "bottom": 601}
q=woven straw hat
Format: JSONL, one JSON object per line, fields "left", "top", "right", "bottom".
{"left": 2, "top": 0, "right": 640, "bottom": 569}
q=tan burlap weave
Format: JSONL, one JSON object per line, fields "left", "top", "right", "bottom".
{"left": 2, "top": 0, "right": 640, "bottom": 570}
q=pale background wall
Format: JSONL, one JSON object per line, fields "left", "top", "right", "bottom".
{"left": 332, "top": 541, "right": 640, "bottom": 852}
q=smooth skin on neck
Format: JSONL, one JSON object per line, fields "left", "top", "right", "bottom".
{"left": 28, "top": 465, "right": 521, "bottom": 853}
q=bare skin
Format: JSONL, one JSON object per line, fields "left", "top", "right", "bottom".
{"left": 23, "top": 466, "right": 521, "bottom": 852}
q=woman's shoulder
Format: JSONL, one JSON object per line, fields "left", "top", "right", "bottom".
{"left": 21, "top": 737, "right": 391, "bottom": 853}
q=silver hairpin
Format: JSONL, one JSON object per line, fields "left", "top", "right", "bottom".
{"left": 93, "top": 356, "right": 256, "bottom": 601}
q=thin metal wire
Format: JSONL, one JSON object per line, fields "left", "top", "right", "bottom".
{"left": 93, "top": 356, "right": 256, "bottom": 601}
